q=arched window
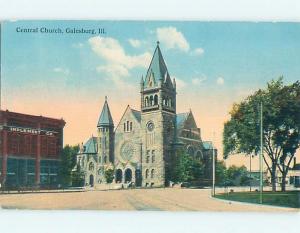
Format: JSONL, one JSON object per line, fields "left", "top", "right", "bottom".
{"left": 151, "top": 169, "right": 154, "bottom": 178}
{"left": 88, "top": 162, "right": 94, "bottom": 171}
{"left": 151, "top": 150, "right": 155, "bottom": 163}
{"left": 145, "top": 96, "right": 149, "bottom": 107}
{"left": 146, "top": 156, "right": 150, "bottom": 163}
{"left": 145, "top": 169, "right": 149, "bottom": 178}
{"left": 127, "top": 121, "right": 129, "bottom": 131}
{"left": 196, "top": 151, "right": 203, "bottom": 160}
{"left": 150, "top": 95, "right": 154, "bottom": 106}
{"left": 154, "top": 95, "right": 158, "bottom": 105}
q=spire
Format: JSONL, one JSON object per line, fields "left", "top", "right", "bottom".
{"left": 97, "top": 96, "right": 114, "bottom": 127}
{"left": 140, "top": 75, "right": 144, "bottom": 85}
{"left": 144, "top": 42, "right": 171, "bottom": 88}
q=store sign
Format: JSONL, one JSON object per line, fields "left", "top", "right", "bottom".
{"left": 4, "top": 126, "right": 57, "bottom": 136}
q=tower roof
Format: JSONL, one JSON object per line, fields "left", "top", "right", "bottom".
{"left": 144, "top": 42, "right": 172, "bottom": 88}
{"left": 97, "top": 96, "right": 114, "bottom": 127}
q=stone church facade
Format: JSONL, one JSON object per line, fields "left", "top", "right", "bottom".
{"left": 75, "top": 43, "right": 215, "bottom": 188}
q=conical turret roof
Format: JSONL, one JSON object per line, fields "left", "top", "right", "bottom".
{"left": 97, "top": 96, "right": 114, "bottom": 127}
{"left": 144, "top": 42, "right": 172, "bottom": 88}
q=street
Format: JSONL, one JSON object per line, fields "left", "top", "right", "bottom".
{"left": 0, "top": 188, "right": 297, "bottom": 211}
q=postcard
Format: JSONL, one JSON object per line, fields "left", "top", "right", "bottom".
{"left": 0, "top": 20, "right": 299, "bottom": 211}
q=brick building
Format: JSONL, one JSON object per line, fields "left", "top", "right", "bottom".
{"left": 0, "top": 110, "right": 65, "bottom": 189}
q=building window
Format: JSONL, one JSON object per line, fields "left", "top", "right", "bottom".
{"left": 150, "top": 95, "right": 154, "bottom": 106}
{"left": 88, "top": 162, "right": 94, "bottom": 171}
{"left": 145, "top": 96, "right": 149, "bottom": 107}
{"left": 151, "top": 150, "right": 155, "bottom": 163}
{"left": 104, "top": 156, "right": 107, "bottom": 163}
{"left": 151, "top": 169, "right": 154, "bottom": 178}
{"left": 124, "top": 123, "right": 126, "bottom": 132}
{"left": 154, "top": 95, "right": 158, "bottom": 105}
{"left": 130, "top": 122, "right": 133, "bottom": 131}
{"left": 145, "top": 169, "right": 149, "bottom": 178}
{"left": 146, "top": 150, "right": 150, "bottom": 163}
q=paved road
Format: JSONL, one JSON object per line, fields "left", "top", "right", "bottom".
{"left": 0, "top": 188, "right": 297, "bottom": 211}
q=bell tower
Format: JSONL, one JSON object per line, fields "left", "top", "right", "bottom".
{"left": 97, "top": 96, "right": 114, "bottom": 168}
{"left": 140, "top": 42, "right": 177, "bottom": 187}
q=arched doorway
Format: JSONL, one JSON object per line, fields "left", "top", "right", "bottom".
{"left": 135, "top": 169, "right": 142, "bottom": 187}
{"left": 115, "top": 169, "right": 123, "bottom": 183}
{"left": 125, "top": 169, "right": 132, "bottom": 183}
{"left": 196, "top": 150, "right": 203, "bottom": 160}
{"left": 89, "top": 174, "right": 94, "bottom": 187}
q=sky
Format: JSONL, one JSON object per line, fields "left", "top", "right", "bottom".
{"left": 1, "top": 20, "right": 300, "bottom": 170}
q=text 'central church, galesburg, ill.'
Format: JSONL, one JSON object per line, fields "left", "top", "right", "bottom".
{"left": 75, "top": 42, "right": 216, "bottom": 188}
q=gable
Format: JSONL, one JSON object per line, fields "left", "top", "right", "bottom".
{"left": 184, "top": 111, "right": 198, "bottom": 129}
{"left": 115, "top": 106, "right": 141, "bottom": 133}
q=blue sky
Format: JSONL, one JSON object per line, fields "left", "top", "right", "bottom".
{"left": 1, "top": 21, "right": 300, "bottom": 168}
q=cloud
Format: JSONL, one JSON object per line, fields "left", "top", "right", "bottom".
{"left": 172, "top": 76, "right": 187, "bottom": 90}
{"left": 88, "top": 36, "right": 152, "bottom": 89}
{"left": 128, "top": 39, "right": 141, "bottom": 48}
{"left": 192, "top": 77, "right": 206, "bottom": 85}
{"left": 53, "top": 67, "right": 70, "bottom": 76}
{"left": 192, "top": 48, "right": 204, "bottom": 56}
{"left": 89, "top": 36, "right": 151, "bottom": 69}
{"left": 97, "top": 64, "right": 134, "bottom": 90}
{"left": 156, "top": 27, "right": 190, "bottom": 52}
{"left": 216, "top": 77, "right": 225, "bottom": 85}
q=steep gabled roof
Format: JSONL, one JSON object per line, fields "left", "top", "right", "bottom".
{"left": 176, "top": 112, "right": 189, "bottom": 130}
{"left": 144, "top": 42, "right": 172, "bottom": 88}
{"left": 131, "top": 109, "right": 141, "bottom": 122}
{"left": 83, "top": 137, "right": 98, "bottom": 154}
{"left": 97, "top": 97, "right": 114, "bottom": 127}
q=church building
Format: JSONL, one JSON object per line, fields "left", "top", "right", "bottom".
{"left": 75, "top": 42, "right": 215, "bottom": 188}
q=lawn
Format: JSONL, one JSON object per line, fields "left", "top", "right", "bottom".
{"left": 215, "top": 191, "right": 300, "bottom": 208}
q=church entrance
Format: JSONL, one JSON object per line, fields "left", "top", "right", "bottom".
{"left": 116, "top": 169, "right": 123, "bottom": 183}
{"left": 125, "top": 169, "right": 132, "bottom": 183}
{"left": 135, "top": 169, "right": 142, "bottom": 187}
{"left": 89, "top": 174, "right": 94, "bottom": 187}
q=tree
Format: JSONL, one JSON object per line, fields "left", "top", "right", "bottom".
{"left": 171, "top": 148, "right": 204, "bottom": 183}
{"left": 223, "top": 78, "right": 300, "bottom": 191}
{"left": 105, "top": 169, "right": 114, "bottom": 184}
{"left": 71, "top": 164, "right": 84, "bottom": 187}
{"left": 226, "top": 165, "right": 248, "bottom": 186}
{"left": 215, "top": 160, "right": 227, "bottom": 186}
{"left": 59, "top": 144, "right": 79, "bottom": 188}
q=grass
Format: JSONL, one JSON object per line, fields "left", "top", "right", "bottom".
{"left": 215, "top": 191, "right": 300, "bottom": 208}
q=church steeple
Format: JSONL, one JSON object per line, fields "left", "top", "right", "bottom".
{"left": 97, "top": 96, "right": 114, "bottom": 128}
{"left": 144, "top": 41, "right": 173, "bottom": 89}
{"left": 141, "top": 42, "right": 176, "bottom": 113}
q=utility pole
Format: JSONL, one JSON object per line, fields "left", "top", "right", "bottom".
{"left": 212, "top": 132, "right": 216, "bottom": 197}
{"left": 260, "top": 102, "right": 263, "bottom": 204}
{"left": 249, "top": 154, "right": 252, "bottom": 192}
